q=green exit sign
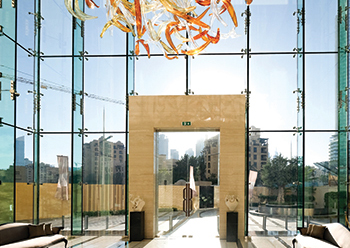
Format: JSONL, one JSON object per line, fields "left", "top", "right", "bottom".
{"left": 182, "top": 121, "right": 191, "bottom": 126}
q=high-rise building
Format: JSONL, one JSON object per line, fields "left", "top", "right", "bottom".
{"left": 83, "top": 136, "right": 125, "bottom": 184}
{"left": 185, "top": 148, "right": 194, "bottom": 157}
{"left": 158, "top": 134, "right": 169, "bottom": 159}
{"left": 202, "top": 135, "right": 219, "bottom": 179}
{"left": 15, "top": 136, "right": 25, "bottom": 167}
{"left": 170, "top": 149, "right": 179, "bottom": 160}
{"left": 196, "top": 138, "right": 204, "bottom": 157}
{"left": 249, "top": 126, "right": 269, "bottom": 171}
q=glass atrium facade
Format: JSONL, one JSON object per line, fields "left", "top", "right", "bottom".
{"left": 0, "top": 0, "right": 349, "bottom": 240}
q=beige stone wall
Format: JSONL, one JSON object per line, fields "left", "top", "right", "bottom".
{"left": 158, "top": 185, "right": 200, "bottom": 210}
{"left": 129, "top": 95, "right": 246, "bottom": 239}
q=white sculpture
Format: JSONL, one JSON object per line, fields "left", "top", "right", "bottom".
{"left": 130, "top": 195, "right": 145, "bottom": 211}
{"left": 225, "top": 195, "right": 239, "bottom": 211}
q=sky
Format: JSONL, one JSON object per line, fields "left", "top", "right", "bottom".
{"left": 160, "top": 131, "right": 219, "bottom": 159}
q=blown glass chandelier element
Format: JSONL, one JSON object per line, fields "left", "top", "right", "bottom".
{"left": 65, "top": 0, "right": 253, "bottom": 59}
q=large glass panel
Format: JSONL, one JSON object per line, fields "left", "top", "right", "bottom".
{"left": 83, "top": 134, "right": 126, "bottom": 234}
{"left": 337, "top": 0, "right": 348, "bottom": 225}
{"left": 191, "top": 55, "right": 245, "bottom": 95}
{"left": 249, "top": 55, "right": 297, "bottom": 130}
{"left": 41, "top": 0, "right": 72, "bottom": 55}
{"left": 72, "top": 134, "right": 83, "bottom": 234}
{"left": 39, "top": 134, "right": 71, "bottom": 230}
{"left": 16, "top": 48, "right": 34, "bottom": 130}
{"left": 194, "top": 3, "right": 246, "bottom": 54}
{"left": 0, "top": 125, "right": 15, "bottom": 223}
{"left": 305, "top": 0, "right": 337, "bottom": 52}
{"left": 250, "top": 1, "right": 296, "bottom": 52}
{"left": 84, "top": 58, "right": 126, "bottom": 132}
{"left": 248, "top": 131, "right": 298, "bottom": 235}
{"left": 17, "top": 1, "right": 34, "bottom": 51}
{"left": 0, "top": 0, "right": 16, "bottom": 224}
{"left": 40, "top": 58, "right": 72, "bottom": 132}
{"left": 304, "top": 132, "right": 339, "bottom": 226}
{"left": 84, "top": 5, "right": 125, "bottom": 55}
{"left": 135, "top": 57, "right": 185, "bottom": 95}
{"left": 156, "top": 131, "right": 219, "bottom": 238}
{"left": 72, "top": 9, "right": 84, "bottom": 234}
{"left": 305, "top": 54, "right": 337, "bottom": 130}
{"left": 15, "top": 130, "right": 34, "bottom": 223}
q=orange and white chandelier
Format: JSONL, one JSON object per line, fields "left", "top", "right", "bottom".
{"left": 65, "top": 0, "right": 253, "bottom": 59}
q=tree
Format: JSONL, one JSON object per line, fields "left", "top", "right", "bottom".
{"left": 261, "top": 154, "right": 297, "bottom": 203}
{"left": 173, "top": 154, "right": 206, "bottom": 183}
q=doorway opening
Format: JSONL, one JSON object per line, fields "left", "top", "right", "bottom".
{"left": 155, "top": 131, "right": 220, "bottom": 238}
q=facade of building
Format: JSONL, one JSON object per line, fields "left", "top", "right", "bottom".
{"left": 83, "top": 137, "right": 125, "bottom": 185}
{"left": 170, "top": 149, "right": 179, "bottom": 160}
{"left": 249, "top": 126, "right": 269, "bottom": 172}
{"left": 202, "top": 135, "right": 219, "bottom": 179}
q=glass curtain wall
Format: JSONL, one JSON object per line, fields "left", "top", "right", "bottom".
{"left": 0, "top": 0, "right": 349, "bottom": 240}
{"left": 0, "top": 0, "right": 128, "bottom": 236}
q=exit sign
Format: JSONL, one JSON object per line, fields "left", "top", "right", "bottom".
{"left": 182, "top": 121, "right": 191, "bottom": 126}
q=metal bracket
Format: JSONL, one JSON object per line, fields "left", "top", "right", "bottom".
{"left": 241, "top": 8, "right": 251, "bottom": 35}
{"left": 10, "top": 80, "right": 20, "bottom": 100}
{"left": 129, "top": 90, "right": 138, "bottom": 96}
{"left": 0, "top": 25, "right": 3, "bottom": 35}
{"left": 81, "top": 21, "right": 85, "bottom": 38}
{"left": 78, "top": 51, "right": 88, "bottom": 61}
{"left": 72, "top": 93, "right": 77, "bottom": 111}
{"left": 293, "top": 88, "right": 304, "bottom": 112}
{"left": 28, "top": 90, "right": 43, "bottom": 113}
{"left": 28, "top": 11, "right": 44, "bottom": 35}
{"left": 339, "top": 6, "right": 343, "bottom": 24}
{"left": 338, "top": 87, "right": 349, "bottom": 112}
{"left": 293, "top": 8, "right": 304, "bottom": 34}
{"left": 240, "top": 48, "right": 251, "bottom": 59}
{"left": 185, "top": 89, "right": 194, "bottom": 95}
{"left": 241, "top": 88, "right": 251, "bottom": 109}
{"left": 0, "top": 0, "right": 2, "bottom": 9}
{"left": 28, "top": 48, "right": 44, "bottom": 60}
{"left": 293, "top": 48, "right": 302, "bottom": 58}
{"left": 78, "top": 128, "right": 88, "bottom": 137}
{"left": 338, "top": 6, "right": 349, "bottom": 29}
{"left": 11, "top": 0, "right": 15, "bottom": 8}
{"left": 293, "top": 126, "right": 302, "bottom": 136}
{"left": 73, "top": 91, "right": 87, "bottom": 114}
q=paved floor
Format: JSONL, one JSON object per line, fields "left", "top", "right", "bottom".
{"left": 51, "top": 210, "right": 297, "bottom": 248}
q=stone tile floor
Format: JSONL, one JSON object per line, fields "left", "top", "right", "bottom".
{"left": 50, "top": 211, "right": 297, "bottom": 248}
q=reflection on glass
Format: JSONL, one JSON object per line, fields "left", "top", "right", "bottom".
{"left": 250, "top": 2, "right": 296, "bottom": 52}
{"left": 40, "top": 58, "right": 72, "bottom": 132}
{"left": 156, "top": 131, "right": 219, "bottom": 237}
{"left": 249, "top": 55, "right": 297, "bottom": 130}
{"left": 305, "top": 0, "right": 337, "bottom": 52}
{"left": 305, "top": 55, "right": 337, "bottom": 130}
{"left": 41, "top": 0, "right": 72, "bottom": 55}
{"left": 84, "top": 58, "right": 126, "bottom": 132}
{"left": 191, "top": 56, "right": 245, "bottom": 95}
{"left": 82, "top": 134, "right": 126, "bottom": 233}
{"left": 135, "top": 57, "right": 186, "bottom": 95}
{"left": 39, "top": 135, "right": 71, "bottom": 230}
{"left": 248, "top": 131, "right": 298, "bottom": 234}
{"left": 304, "top": 133, "right": 339, "bottom": 226}
{"left": 15, "top": 132, "right": 33, "bottom": 223}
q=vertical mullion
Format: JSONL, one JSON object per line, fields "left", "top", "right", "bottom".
{"left": 33, "top": 0, "right": 42, "bottom": 225}
{"left": 337, "top": 0, "right": 348, "bottom": 225}
{"left": 126, "top": 31, "right": 135, "bottom": 236}
{"left": 245, "top": 4, "right": 250, "bottom": 237}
